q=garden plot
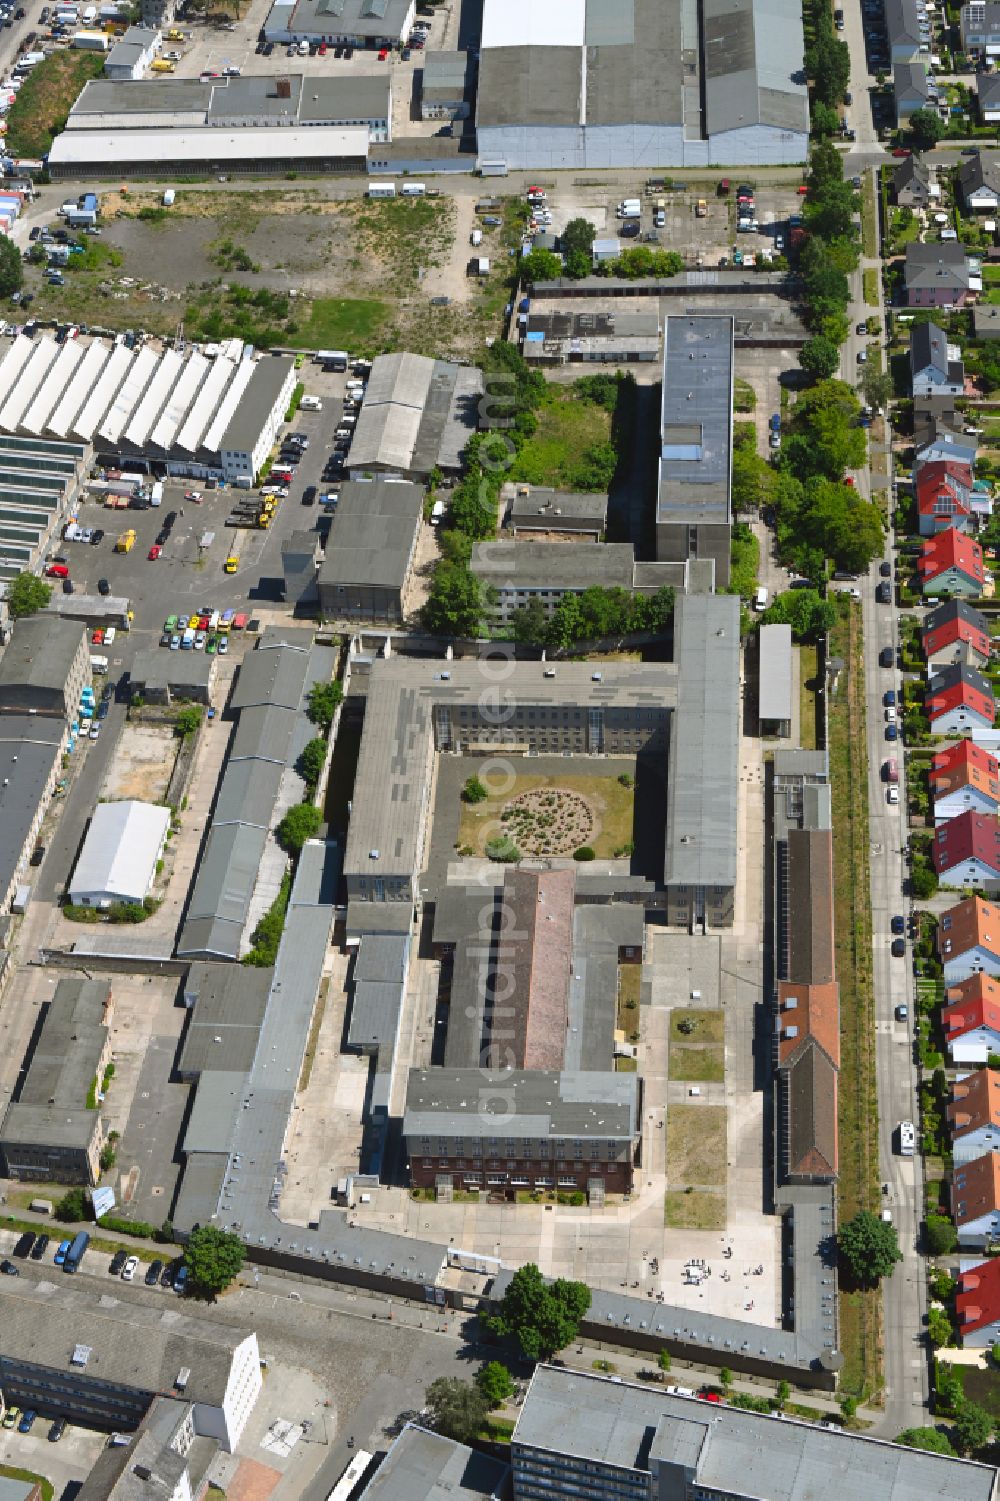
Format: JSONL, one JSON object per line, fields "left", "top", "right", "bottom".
{"left": 458, "top": 773, "right": 635, "bottom": 859}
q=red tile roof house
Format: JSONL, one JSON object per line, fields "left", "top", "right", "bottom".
{"left": 915, "top": 460, "right": 976, "bottom": 537}
{"left": 943, "top": 973, "right": 1000, "bottom": 1060}
{"left": 926, "top": 663, "right": 995, "bottom": 735}
{"left": 932, "top": 740, "right": 1000, "bottom": 823}
{"left": 918, "top": 526, "right": 986, "bottom": 598}
{"left": 933, "top": 809, "right": 1000, "bottom": 893}
{"left": 948, "top": 1066, "right": 1000, "bottom": 1163}
{"left": 937, "top": 895, "right": 1000, "bottom": 986}
{"left": 953, "top": 1151, "right": 1000, "bottom": 1246}
{"left": 922, "top": 599, "right": 992, "bottom": 675}
{"left": 956, "top": 1256, "right": 1000, "bottom": 1345}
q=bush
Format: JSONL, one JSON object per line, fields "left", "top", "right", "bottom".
{"left": 174, "top": 705, "right": 202, "bottom": 740}
{"left": 243, "top": 870, "right": 292, "bottom": 966}
{"left": 285, "top": 382, "right": 305, "bottom": 422}
{"left": 926, "top": 1215, "right": 958, "bottom": 1256}
{"left": 307, "top": 679, "right": 343, "bottom": 733}
{"left": 463, "top": 775, "right": 488, "bottom": 804}
{"left": 54, "top": 1188, "right": 88, "bottom": 1223}
{"left": 485, "top": 835, "right": 521, "bottom": 864}
{"left": 573, "top": 846, "right": 596, "bottom": 861}
{"left": 299, "top": 737, "right": 327, "bottom": 790}
{"left": 617, "top": 772, "right": 634, "bottom": 788}
{"left": 99, "top": 1214, "right": 158, "bottom": 1239}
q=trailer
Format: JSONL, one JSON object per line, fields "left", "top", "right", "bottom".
{"left": 366, "top": 181, "right": 395, "bottom": 198}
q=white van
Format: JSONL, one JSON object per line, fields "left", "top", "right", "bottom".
{"left": 898, "top": 1120, "right": 915, "bottom": 1156}
{"left": 401, "top": 182, "right": 426, "bottom": 197}
{"left": 299, "top": 395, "right": 322, "bottom": 411}
{"left": 367, "top": 181, "right": 396, "bottom": 199}
{"left": 150, "top": 480, "right": 163, "bottom": 507}
{"left": 753, "top": 585, "right": 768, "bottom": 611}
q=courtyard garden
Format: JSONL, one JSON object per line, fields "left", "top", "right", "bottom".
{"left": 457, "top": 772, "right": 635, "bottom": 860}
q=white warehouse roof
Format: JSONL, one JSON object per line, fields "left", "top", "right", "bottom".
{"left": 69, "top": 800, "right": 171, "bottom": 907}
{"left": 480, "top": 0, "right": 585, "bottom": 46}
{"left": 46, "top": 125, "right": 369, "bottom": 170}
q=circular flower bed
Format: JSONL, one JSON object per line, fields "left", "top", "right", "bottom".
{"left": 498, "top": 787, "right": 596, "bottom": 856}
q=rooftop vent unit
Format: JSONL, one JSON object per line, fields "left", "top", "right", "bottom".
{"left": 71, "top": 1344, "right": 92, "bottom": 1368}
{"left": 174, "top": 1367, "right": 191, "bottom": 1392}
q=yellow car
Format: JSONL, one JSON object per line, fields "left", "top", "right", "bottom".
{"left": 224, "top": 555, "right": 238, "bottom": 574}
{"left": 166, "top": 27, "right": 186, "bottom": 39}
{"left": 151, "top": 59, "right": 175, "bottom": 72}
{"left": 188, "top": 614, "right": 200, "bottom": 630}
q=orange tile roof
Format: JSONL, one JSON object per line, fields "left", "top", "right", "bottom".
{"left": 957, "top": 1256, "right": 1000, "bottom": 1334}
{"left": 938, "top": 896, "right": 1000, "bottom": 963}
{"left": 776, "top": 980, "right": 840, "bottom": 1069}
{"left": 931, "top": 740, "right": 1000, "bottom": 804}
{"left": 953, "top": 1151, "right": 1000, "bottom": 1226}
{"left": 497, "top": 867, "right": 576, "bottom": 1071}
{"left": 948, "top": 1067, "right": 1000, "bottom": 1136}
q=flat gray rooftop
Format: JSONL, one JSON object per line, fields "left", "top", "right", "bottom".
{"left": 759, "top": 622, "right": 793, "bottom": 724}
{"left": 514, "top": 1366, "right": 998, "bottom": 1501}
{"left": 403, "top": 1068, "right": 638, "bottom": 1142}
{"left": 657, "top": 315, "right": 734, "bottom": 526}
{"left": 470, "top": 540, "right": 634, "bottom": 590}
{"left": 318, "top": 477, "right": 423, "bottom": 593}
{"left": 359, "top": 1425, "right": 508, "bottom": 1501}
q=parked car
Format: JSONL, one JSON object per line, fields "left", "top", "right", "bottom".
{"left": 879, "top": 646, "right": 894, "bottom": 668}
{"left": 18, "top": 1411, "right": 36, "bottom": 1433}
{"left": 98, "top": 577, "right": 110, "bottom": 595}
{"left": 891, "top": 937, "right": 906, "bottom": 957}
{"left": 174, "top": 1264, "right": 190, "bottom": 1294}
{"left": 145, "top": 1259, "right": 164, "bottom": 1286}
{"left": 121, "top": 1255, "right": 139, "bottom": 1282}
{"left": 13, "top": 1232, "right": 34, "bottom": 1258}
{"left": 30, "top": 1234, "right": 48, "bottom": 1260}
{"left": 896, "top": 1003, "right": 909, "bottom": 1021}
{"left": 0, "top": 1260, "right": 19, "bottom": 1276}
{"left": 54, "top": 1239, "right": 70, "bottom": 1266}
{"left": 891, "top": 914, "right": 906, "bottom": 934}
{"left": 109, "top": 1249, "right": 127, "bottom": 1276}
{"left": 48, "top": 1417, "right": 66, "bottom": 1443}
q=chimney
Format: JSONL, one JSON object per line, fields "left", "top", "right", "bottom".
{"left": 276, "top": 77, "right": 291, "bottom": 99}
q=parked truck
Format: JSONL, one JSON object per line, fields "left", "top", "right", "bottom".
{"left": 115, "top": 529, "right": 135, "bottom": 553}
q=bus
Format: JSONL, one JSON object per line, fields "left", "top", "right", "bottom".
{"left": 63, "top": 1230, "right": 89, "bottom": 1272}
{"left": 326, "top": 1450, "right": 375, "bottom": 1501}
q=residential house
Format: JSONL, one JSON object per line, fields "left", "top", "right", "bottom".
{"left": 926, "top": 662, "right": 995, "bottom": 734}
{"left": 962, "top": 0, "right": 1000, "bottom": 58}
{"left": 893, "top": 153, "right": 933, "bottom": 207}
{"left": 887, "top": 0, "right": 925, "bottom": 62}
{"left": 915, "top": 425, "right": 979, "bottom": 470}
{"left": 956, "top": 1256, "right": 1000, "bottom": 1345}
{"left": 938, "top": 897, "right": 1000, "bottom": 986}
{"left": 933, "top": 809, "right": 1000, "bottom": 892}
{"left": 931, "top": 738, "right": 1000, "bottom": 822}
{"left": 905, "top": 242, "right": 976, "bottom": 307}
{"left": 918, "top": 527, "right": 985, "bottom": 597}
{"left": 949, "top": 1067, "right": 1000, "bottom": 1164}
{"left": 944, "top": 974, "right": 1000, "bottom": 1059}
{"left": 923, "top": 599, "right": 993, "bottom": 672}
{"left": 953, "top": 1150, "right": 1000, "bottom": 1246}
{"left": 915, "top": 461, "right": 975, "bottom": 536}
{"left": 959, "top": 152, "right": 1000, "bottom": 212}
{"left": 975, "top": 304, "right": 1000, "bottom": 340}
{"left": 911, "top": 322, "right": 965, "bottom": 404}
{"left": 894, "top": 60, "right": 933, "bottom": 119}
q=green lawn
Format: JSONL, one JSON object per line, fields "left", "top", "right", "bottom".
{"left": 0, "top": 1466, "right": 52, "bottom": 1501}
{"left": 863, "top": 268, "right": 879, "bottom": 307}
{"left": 510, "top": 386, "right": 613, "bottom": 490}
{"left": 5, "top": 50, "right": 105, "bottom": 157}
{"left": 668, "top": 1044, "right": 725, "bottom": 1082}
{"left": 296, "top": 296, "right": 390, "bottom": 351}
{"left": 664, "top": 1188, "right": 726, "bottom": 1230}
{"left": 458, "top": 773, "right": 634, "bottom": 859}
{"left": 666, "top": 1103, "right": 726, "bottom": 1186}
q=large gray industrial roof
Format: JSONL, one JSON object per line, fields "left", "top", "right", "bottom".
{"left": 0, "top": 614, "right": 84, "bottom": 703}
{"left": 0, "top": 1276, "right": 251, "bottom": 1409}
{"left": 665, "top": 594, "right": 740, "bottom": 891}
{"left": 74, "top": 72, "right": 389, "bottom": 125}
{"left": 220, "top": 356, "right": 294, "bottom": 459}
{"left": 358, "top": 1425, "right": 508, "bottom": 1501}
{"left": 702, "top": 0, "right": 810, "bottom": 136}
{"left": 403, "top": 1068, "right": 638, "bottom": 1141}
{"left": 0, "top": 716, "right": 63, "bottom": 900}
{"left": 178, "top": 962, "right": 273, "bottom": 1078}
{"left": 658, "top": 316, "right": 733, "bottom": 526}
{"left": 0, "top": 977, "right": 110, "bottom": 1150}
{"left": 507, "top": 486, "right": 608, "bottom": 532}
{"left": 514, "top": 1366, "right": 998, "bottom": 1499}
{"left": 230, "top": 635, "right": 312, "bottom": 711}
{"left": 319, "top": 477, "right": 423, "bottom": 593}
{"left": 476, "top": 45, "right": 583, "bottom": 128}
{"left": 470, "top": 540, "right": 635, "bottom": 591}
{"left": 131, "top": 647, "right": 214, "bottom": 693}
{"left": 349, "top": 354, "right": 483, "bottom": 475}
{"left": 284, "top": 0, "right": 413, "bottom": 39}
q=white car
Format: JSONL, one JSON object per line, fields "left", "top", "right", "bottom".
{"left": 164, "top": 48, "right": 181, "bottom": 59}
{"left": 887, "top": 786, "right": 899, "bottom": 804}
{"left": 121, "top": 1256, "right": 139, "bottom": 1282}
{"left": 885, "top": 706, "right": 897, "bottom": 724}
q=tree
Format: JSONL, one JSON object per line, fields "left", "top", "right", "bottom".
{"left": 860, "top": 366, "right": 894, "bottom": 412}
{"left": 658, "top": 1348, "right": 672, "bottom": 1374}
{"left": 896, "top": 1427, "right": 956, "bottom": 1455}
{"left": 810, "top": 101, "right": 841, "bottom": 138}
{"left": 275, "top": 801, "right": 322, "bottom": 855}
{"left": 910, "top": 108, "right": 945, "bottom": 149}
{"left": 774, "top": 1380, "right": 791, "bottom": 1410}
{"left": 732, "top": 446, "right": 773, "bottom": 515}
{"left": 545, "top": 593, "right": 585, "bottom": 652}
{"left": 838, "top": 1210, "right": 903, "bottom": 1288}
{"left": 760, "top": 588, "right": 837, "bottom": 641}
{"left": 424, "top": 1377, "right": 490, "bottom": 1445}
{"left": 462, "top": 775, "right": 488, "bottom": 804}
{"left": 927, "top": 1305, "right": 952, "bottom": 1347}
{"left": 839, "top": 1394, "right": 858, "bottom": 1423}
{"left": 485, "top": 1262, "right": 592, "bottom": 1361}
{"left": 6, "top": 571, "right": 52, "bottom": 619}
{"left": 183, "top": 1224, "right": 245, "bottom": 1298}
{"left": 422, "top": 562, "right": 488, "bottom": 638}
{"left": 476, "top": 1361, "right": 515, "bottom": 1408}
{"left": 560, "top": 217, "right": 597, "bottom": 261}
{"left": 509, "top": 597, "right": 548, "bottom": 645}
{"left": 299, "top": 737, "right": 327, "bottom": 789}
{"left": 911, "top": 865, "right": 939, "bottom": 902}
{"left": 992, "top": 1342, "right": 1000, "bottom": 1369}
{"left": 954, "top": 1401, "right": 994, "bottom": 1456}
{"left": 719, "top": 1367, "right": 733, "bottom": 1392}
{"left": 485, "top": 835, "right": 520, "bottom": 863}
{"left": 520, "top": 248, "right": 563, "bottom": 284}
{"left": 0, "top": 234, "right": 22, "bottom": 299}
{"left": 800, "top": 335, "right": 841, "bottom": 381}
{"left": 306, "top": 679, "right": 343, "bottom": 733}
{"left": 55, "top": 1187, "right": 88, "bottom": 1222}
{"left": 174, "top": 705, "right": 202, "bottom": 740}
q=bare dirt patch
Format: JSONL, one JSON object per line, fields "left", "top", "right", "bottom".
{"left": 101, "top": 725, "right": 178, "bottom": 803}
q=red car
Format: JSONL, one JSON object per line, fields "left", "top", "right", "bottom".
{"left": 318, "top": 41, "right": 327, "bottom": 53}
{"left": 797, "top": 184, "right": 808, "bottom": 194}
{"left": 45, "top": 563, "right": 69, "bottom": 578}
{"left": 92, "top": 629, "right": 104, "bottom": 645}
{"left": 147, "top": 544, "right": 161, "bottom": 560}
{"left": 184, "top": 490, "right": 202, "bottom": 503}
{"left": 378, "top": 46, "right": 388, "bottom": 59}
{"left": 698, "top": 1389, "right": 723, "bottom": 1403}
{"left": 892, "top": 147, "right": 911, "bottom": 157}
{"left": 198, "top": 613, "right": 211, "bottom": 630}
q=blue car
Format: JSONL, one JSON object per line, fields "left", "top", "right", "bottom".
{"left": 54, "top": 1239, "right": 70, "bottom": 1266}
{"left": 174, "top": 1264, "right": 189, "bottom": 1295}
{"left": 18, "top": 1410, "right": 36, "bottom": 1433}
{"left": 885, "top": 723, "right": 898, "bottom": 742}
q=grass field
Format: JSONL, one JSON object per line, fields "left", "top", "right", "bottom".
{"left": 829, "top": 599, "right": 881, "bottom": 1399}
{"left": 664, "top": 1188, "right": 726, "bottom": 1231}
{"left": 666, "top": 1103, "right": 726, "bottom": 1187}
{"left": 296, "top": 296, "right": 390, "bottom": 350}
{"left": 458, "top": 773, "right": 634, "bottom": 859}
{"left": 618, "top": 963, "right": 642, "bottom": 1035}
{"left": 668, "top": 1045, "right": 725, "bottom": 1083}
{"left": 863, "top": 268, "right": 879, "bottom": 307}
{"left": 669, "top": 1010, "right": 724, "bottom": 1044}
{"left": 5, "top": 50, "right": 105, "bottom": 157}
{"left": 799, "top": 643, "right": 819, "bottom": 752}
{"left": 861, "top": 174, "right": 878, "bottom": 259}
{"left": 0, "top": 1466, "right": 52, "bottom": 1501}
{"left": 510, "top": 386, "right": 613, "bottom": 491}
